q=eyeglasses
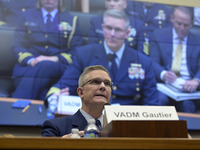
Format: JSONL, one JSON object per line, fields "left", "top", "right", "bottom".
{"left": 82, "top": 78, "right": 113, "bottom": 88}
{"left": 103, "top": 24, "right": 126, "bottom": 34}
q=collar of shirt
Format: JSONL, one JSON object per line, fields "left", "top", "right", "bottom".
{"left": 103, "top": 40, "right": 125, "bottom": 67}
{"left": 41, "top": 8, "right": 58, "bottom": 23}
{"left": 80, "top": 109, "right": 104, "bottom": 127}
{"left": 172, "top": 28, "right": 187, "bottom": 45}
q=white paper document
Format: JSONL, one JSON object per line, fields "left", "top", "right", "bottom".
{"left": 169, "top": 77, "right": 186, "bottom": 91}
{"left": 157, "top": 83, "right": 200, "bottom": 101}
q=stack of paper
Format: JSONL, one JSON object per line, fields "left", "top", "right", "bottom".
{"left": 157, "top": 83, "right": 200, "bottom": 101}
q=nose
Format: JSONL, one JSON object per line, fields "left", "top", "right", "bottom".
{"left": 110, "top": 28, "right": 116, "bottom": 36}
{"left": 179, "top": 24, "right": 185, "bottom": 30}
{"left": 99, "top": 82, "right": 106, "bottom": 91}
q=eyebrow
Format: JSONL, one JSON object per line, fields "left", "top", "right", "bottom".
{"left": 89, "top": 77, "right": 111, "bottom": 82}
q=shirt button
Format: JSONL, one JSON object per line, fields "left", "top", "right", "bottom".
{"left": 44, "top": 34, "right": 48, "bottom": 38}
{"left": 45, "top": 45, "right": 48, "bottom": 49}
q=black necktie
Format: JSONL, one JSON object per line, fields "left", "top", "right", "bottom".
{"left": 46, "top": 13, "right": 52, "bottom": 32}
{"left": 95, "top": 119, "right": 102, "bottom": 130}
{"left": 107, "top": 53, "right": 118, "bottom": 78}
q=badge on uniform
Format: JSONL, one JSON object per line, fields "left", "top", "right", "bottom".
{"left": 58, "top": 22, "right": 72, "bottom": 31}
{"left": 128, "top": 63, "right": 145, "bottom": 80}
{"left": 128, "top": 28, "right": 136, "bottom": 37}
{"left": 154, "top": 10, "right": 166, "bottom": 21}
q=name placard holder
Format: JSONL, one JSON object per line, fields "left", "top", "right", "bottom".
{"left": 56, "top": 95, "right": 81, "bottom": 116}
{"left": 101, "top": 106, "right": 188, "bottom": 138}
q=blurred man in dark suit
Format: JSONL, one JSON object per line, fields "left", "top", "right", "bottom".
{"left": 150, "top": 6, "right": 200, "bottom": 113}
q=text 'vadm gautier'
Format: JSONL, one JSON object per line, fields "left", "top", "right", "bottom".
{"left": 114, "top": 112, "right": 173, "bottom": 118}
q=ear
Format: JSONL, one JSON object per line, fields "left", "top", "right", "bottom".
{"left": 124, "top": 0, "right": 127, "bottom": 9}
{"left": 102, "top": 24, "right": 104, "bottom": 31}
{"left": 170, "top": 14, "right": 174, "bottom": 24}
{"left": 125, "top": 28, "right": 131, "bottom": 39}
{"left": 77, "top": 87, "right": 84, "bottom": 98}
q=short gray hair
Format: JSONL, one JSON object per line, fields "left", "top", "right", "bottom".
{"left": 172, "top": 6, "right": 193, "bottom": 22}
{"left": 78, "top": 65, "right": 110, "bottom": 87}
{"left": 103, "top": 9, "right": 130, "bottom": 29}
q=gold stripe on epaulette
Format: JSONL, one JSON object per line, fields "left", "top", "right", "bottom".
{"left": 143, "top": 42, "right": 150, "bottom": 55}
{"left": 18, "top": 52, "right": 33, "bottom": 63}
{"left": 46, "top": 87, "right": 61, "bottom": 98}
{"left": 0, "top": 21, "right": 5, "bottom": 26}
{"left": 67, "top": 16, "right": 78, "bottom": 49}
{"left": 60, "top": 53, "right": 72, "bottom": 64}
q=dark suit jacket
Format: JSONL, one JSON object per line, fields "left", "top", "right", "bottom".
{"left": 42, "top": 110, "right": 87, "bottom": 137}
{"left": 150, "top": 27, "right": 200, "bottom": 82}
{"left": 49, "top": 43, "right": 159, "bottom": 105}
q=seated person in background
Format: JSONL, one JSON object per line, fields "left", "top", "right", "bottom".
{"left": 42, "top": 65, "right": 111, "bottom": 137}
{"left": 46, "top": 9, "right": 159, "bottom": 106}
{"left": 150, "top": 6, "right": 200, "bottom": 113}
{"left": 126, "top": 1, "right": 172, "bottom": 55}
{"left": 88, "top": 0, "right": 143, "bottom": 49}
{"left": 0, "top": 0, "right": 36, "bottom": 27}
{"left": 11, "top": 0, "right": 83, "bottom": 100}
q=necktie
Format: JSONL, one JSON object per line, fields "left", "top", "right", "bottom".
{"left": 171, "top": 38, "right": 183, "bottom": 75}
{"left": 107, "top": 53, "right": 118, "bottom": 78}
{"left": 46, "top": 13, "right": 52, "bottom": 32}
{"left": 95, "top": 119, "right": 102, "bottom": 130}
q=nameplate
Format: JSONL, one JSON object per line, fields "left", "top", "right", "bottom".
{"left": 57, "top": 95, "right": 82, "bottom": 115}
{"left": 103, "top": 106, "right": 178, "bottom": 127}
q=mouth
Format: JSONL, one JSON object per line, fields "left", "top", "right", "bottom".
{"left": 95, "top": 94, "right": 107, "bottom": 99}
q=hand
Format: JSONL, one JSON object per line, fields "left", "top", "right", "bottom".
{"left": 30, "top": 55, "right": 58, "bottom": 66}
{"left": 61, "top": 131, "right": 84, "bottom": 138}
{"left": 163, "top": 71, "right": 177, "bottom": 83}
{"left": 182, "top": 79, "right": 199, "bottom": 93}
{"left": 55, "top": 87, "right": 70, "bottom": 96}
